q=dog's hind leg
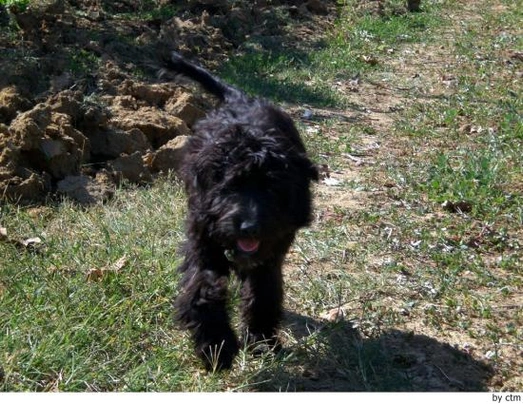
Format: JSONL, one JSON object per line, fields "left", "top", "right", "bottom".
{"left": 175, "top": 264, "right": 239, "bottom": 370}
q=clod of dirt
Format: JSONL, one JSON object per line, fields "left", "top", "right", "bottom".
{"left": 164, "top": 92, "right": 206, "bottom": 127}
{"left": 0, "top": 86, "right": 31, "bottom": 123}
{"left": 44, "top": 112, "right": 91, "bottom": 176}
{"left": 108, "top": 151, "right": 152, "bottom": 184}
{"left": 117, "top": 80, "right": 174, "bottom": 107}
{"left": 110, "top": 95, "right": 141, "bottom": 110}
{"left": 1, "top": 97, "right": 100, "bottom": 202}
{"left": 9, "top": 104, "right": 89, "bottom": 179}
{"left": 8, "top": 103, "right": 52, "bottom": 151}
{"left": 110, "top": 107, "right": 190, "bottom": 148}
{"left": 0, "top": 81, "right": 198, "bottom": 202}
{"left": 47, "top": 90, "right": 83, "bottom": 120}
{"left": 0, "top": 134, "right": 19, "bottom": 175}
{"left": 159, "top": 16, "right": 232, "bottom": 60}
{"left": 87, "top": 128, "right": 151, "bottom": 160}
{"left": 148, "top": 135, "right": 189, "bottom": 173}
{"left": 0, "top": 170, "right": 51, "bottom": 203}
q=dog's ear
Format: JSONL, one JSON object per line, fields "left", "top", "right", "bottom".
{"left": 295, "top": 154, "right": 319, "bottom": 182}
{"left": 184, "top": 165, "right": 208, "bottom": 193}
{"left": 183, "top": 154, "right": 222, "bottom": 195}
{"left": 307, "top": 160, "right": 320, "bottom": 182}
{"left": 179, "top": 158, "right": 204, "bottom": 194}
{"left": 191, "top": 173, "right": 200, "bottom": 192}
{"left": 281, "top": 154, "right": 317, "bottom": 228}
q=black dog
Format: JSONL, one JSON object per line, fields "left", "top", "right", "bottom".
{"left": 166, "top": 52, "right": 318, "bottom": 370}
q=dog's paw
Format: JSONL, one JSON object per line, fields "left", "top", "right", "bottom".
{"left": 198, "top": 338, "right": 239, "bottom": 371}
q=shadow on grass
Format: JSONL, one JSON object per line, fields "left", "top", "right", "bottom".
{"left": 217, "top": 50, "right": 355, "bottom": 109}
{"left": 251, "top": 311, "right": 494, "bottom": 392}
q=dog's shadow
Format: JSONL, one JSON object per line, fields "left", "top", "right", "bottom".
{"left": 245, "top": 311, "right": 494, "bottom": 392}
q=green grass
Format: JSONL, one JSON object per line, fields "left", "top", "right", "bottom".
{"left": 1, "top": 0, "right": 523, "bottom": 392}
{"left": 68, "top": 49, "right": 101, "bottom": 75}
{"left": 1, "top": 180, "right": 189, "bottom": 391}
{"left": 0, "top": 0, "right": 30, "bottom": 11}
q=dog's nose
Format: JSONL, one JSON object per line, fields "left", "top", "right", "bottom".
{"left": 240, "top": 220, "right": 258, "bottom": 236}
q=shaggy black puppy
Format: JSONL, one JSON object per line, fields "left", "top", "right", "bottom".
{"left": 166, "top": 52, "right": 318, "bottom": 370}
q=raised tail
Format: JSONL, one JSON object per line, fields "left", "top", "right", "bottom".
{"left": 165, "top": 52, "right": 243, "bottom": 103}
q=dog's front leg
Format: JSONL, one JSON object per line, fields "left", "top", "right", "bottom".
{"left": 240, "top": 261, "right": 284, "bottom": 352}
{"left": 175, "top": 265, "right": 239, "bottom": 370}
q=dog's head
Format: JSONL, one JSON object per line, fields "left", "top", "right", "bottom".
{"left": 181, "top": 124, "right": 318, "bottom": 267}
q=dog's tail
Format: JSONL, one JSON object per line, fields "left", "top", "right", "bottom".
{"left": 165, "top": 52, "right": 243, "bottom": 103}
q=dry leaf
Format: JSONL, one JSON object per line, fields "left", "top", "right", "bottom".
{"left": 22, "top": 237, "right": 42, "bottom": 247}
{"left": 321, "top": 307, "right": 346, "bottom": 322}
{"left": 86, "top": 256, "right": 128, "bottom": 281}
{"left": 1, "top": 227, "right": 41, "bottom": 250}
{"left": 86, "top": 267, "right": 104, "bottom": 281}
{"left": 509, "top": 51, "right": 523, "bottom": 61}
{"left": 362, "top": 55, "right": 379, "bottom": 65}
{"left": 113, "top": 256, "right": 128, "bottom": 271}
{"left": 322, "top": 177, "right": 341, "bottom": 186}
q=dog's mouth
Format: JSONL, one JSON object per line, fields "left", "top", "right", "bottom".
{"left": 236, "top": 238, "right": 260, "bottom": 254}
{"left": 224, "top": 238, "right": 261, "bottom": 263}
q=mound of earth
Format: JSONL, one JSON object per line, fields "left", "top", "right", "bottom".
{"left": 0, "top": 79, "right": 205, "bottom": 204}
{"left": 0, "top": 0, "right": 336, "bottom": 204}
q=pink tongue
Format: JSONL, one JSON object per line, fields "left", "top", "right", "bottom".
{"left": 237, "top": 238, "right": 260, "bottom": 253}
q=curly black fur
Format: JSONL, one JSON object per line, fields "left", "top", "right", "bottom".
{"left": 166, "top": 52, "right": 318, "bottom": 370}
